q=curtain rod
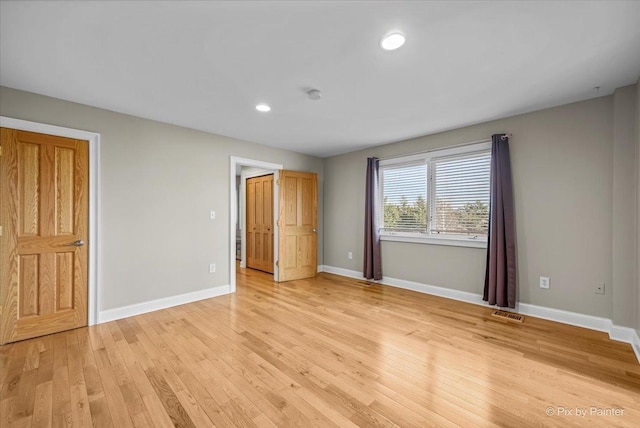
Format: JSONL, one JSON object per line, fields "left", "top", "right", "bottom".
{"left": 378, "top": 134, "right": 511, "bottom": 161}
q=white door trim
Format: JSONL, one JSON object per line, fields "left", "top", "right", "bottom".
{"left": 229, "top": 157, "right": 282, "bottom": 292}
{"left": 0, "top": 116, "right": 101, "bottom": 326}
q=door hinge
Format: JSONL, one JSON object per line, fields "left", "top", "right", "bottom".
{"left": 0, "top": 146, "right": 3, "bottom": 156}
{"left": 0, "top": 225, "right": 2, "bottom": 236}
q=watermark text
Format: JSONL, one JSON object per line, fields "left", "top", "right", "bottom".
{"left": 546, "top": 406, "right": 624, "bottom": 417}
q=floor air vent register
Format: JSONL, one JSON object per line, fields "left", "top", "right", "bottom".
{"left": 491, "top": 310, "right": 524, "bottom": 323}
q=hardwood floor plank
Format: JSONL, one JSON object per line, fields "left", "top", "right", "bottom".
{"left": 176, "top": 390, "right": 216, "bottom": 428}
{"left": 140, "top": 393, "right": 175, "bottom": 428}
{"left": 144, "top": 366, "right": 196, "bottom": 428}
{"left": 131, "top": 410, "right": 155, "bottom": 428}
{"left": 31, "top": 380, "right": 52, "bottom": 428}
{"left": 65, "top": 331, "right": 92, "bottom": 428}
{"left": 93, "top": 340, "right": 135, "bottom": 427}
{"left": 51, "top": 333, "right": 72, "bottom": 428}
{"left": 12, "top": 368, "right": 36, "bottom": 424}
{"left": 163, "top": 363, "right": 236, "bottom": 428}
{"left": 2, "top": 267, "right": 640, "bottom": 427}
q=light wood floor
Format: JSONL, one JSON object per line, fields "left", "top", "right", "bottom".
{"left": 1, "top": 267, "right": 639, "bottom": 427}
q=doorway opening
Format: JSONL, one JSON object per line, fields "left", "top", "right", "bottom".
{"left": 229, "top": 157, "right": 282, "bottom": 292}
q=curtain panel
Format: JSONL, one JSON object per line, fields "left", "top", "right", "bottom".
{"left": 364, "top": 157, "right": 382, "bottom": 280}
{"left": 483, "top": 134, "right": 517, "bottom": 308}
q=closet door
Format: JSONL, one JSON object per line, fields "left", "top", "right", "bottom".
{"left": 260, "top": 174, "right": 274, "bottom": 273}
{"left": 246, "top": 174, "right": 274, "bottom": 273}
{"left": 246, "top": 177, "right": 257, "bottom": 270}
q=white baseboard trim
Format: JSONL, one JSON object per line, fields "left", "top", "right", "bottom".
{"left": 321, "top": 265, "right": 361, "bottom": 280}
{"left": 321, "top": 265, "right": 640, "bottom": 363}
{"left": 609, "top": 324, "right": 638, "bottom": 342}
{"left": 98, "top": 285, "right": 231, "bottom": 323}
{"left": 610, "top": 325, "right": 640, "bottom": 363}
{"left": 515, "top": 303, "right": 612, "bottom": 333}
{"left": 322, "top": 265, "right": 485, "bottom": 305}
{"left": 632, "top": 330, "right": 640, "bottom": 363}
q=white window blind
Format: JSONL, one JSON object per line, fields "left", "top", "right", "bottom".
{"left": 381, "top": 162, "right": 427, "bottom": 232}
{"left": 378, "top": 141, "right": 491, "bottom": 244}
{"left": 432, "top": 152, "right": 491, "bottom": 236}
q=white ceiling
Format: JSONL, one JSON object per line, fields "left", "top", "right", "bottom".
{"left": 1, "top": 1, "right": 640, "bottom": 158}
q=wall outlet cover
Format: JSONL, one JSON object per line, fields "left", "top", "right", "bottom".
{"left": 539, "top": 276, "right": 550, "bottom": 289}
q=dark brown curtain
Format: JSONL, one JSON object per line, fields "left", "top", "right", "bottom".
{"left": 484, "top": 134, "right": 517, "bottom": 308}
{"left": 364, "top": 157, "right": 382, "bottom": 280}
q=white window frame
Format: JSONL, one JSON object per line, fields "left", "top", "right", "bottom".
{"left": 379, "top": 141, "right": 491, "bottom": 249}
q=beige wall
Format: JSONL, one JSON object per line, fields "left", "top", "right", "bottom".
{"left": 3, "top": 84, "right": 637, "bottom": 327}
{"left": 325, "top": 96, "right": 616, "bottom": 319}
{"left": 0, "top": 86, "right": 324, "bottom": 311}
{"left": 612, "top": 85, "right": 637, "bottom": 328}
{"left": 637, "top": 77, "right": 640, "bottom": 335}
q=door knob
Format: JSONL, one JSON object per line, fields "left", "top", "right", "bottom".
{"left": 64, "top": 240, "right": 85, "bottom": 247}
{"left": 312, "top": 229, "right": 317, "bottom": 233}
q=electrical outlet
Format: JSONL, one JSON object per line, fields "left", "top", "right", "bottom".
{"left": 209, "top": 263, "right": 216, "bottom": 273}
{"left": 210, "top": 211, "right": 216, "bottom": 220}
{"left": 348, "top": 251, "right": 353, "bottom": 260}
{"left": 595, "top": 283, "right": 605, "bottom": 295}
{"left": 539, "top": 276, "right": 550, "bottom": 289}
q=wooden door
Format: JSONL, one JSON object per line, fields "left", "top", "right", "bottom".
{"left": 0, "top": 128, "right": 89, "bottom": 344}
{"left": 246, "top": 174, "right": 274, "bottom": 273}
{"left": 277, "top": 170, "right": 317, "bottom": 282}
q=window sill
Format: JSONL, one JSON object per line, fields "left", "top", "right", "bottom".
{"left": 380, "top": 233, "right": 487, "bottom": 249}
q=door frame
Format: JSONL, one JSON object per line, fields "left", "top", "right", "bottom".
{"left": 229, "top": 157, "right": 282, "bottom": 291}
{"left": 0, "top": 116, "right": 101, "bottom": 326}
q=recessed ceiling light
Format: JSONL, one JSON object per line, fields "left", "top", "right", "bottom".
{"left": 256, "top": 103, "right": 271, "bottom": 112}
{"left": 380, "top": 32, "right": 405, "bottom": 50}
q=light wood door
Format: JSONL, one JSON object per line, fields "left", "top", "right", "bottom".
{"left": 246, "top": 174, "right": 274, "bottom": 274}
{"left": 0, "top": 128, "right": 89, "bottom": 344}
{"left": 277, "top": 170, "right": 317, "bottom": 282}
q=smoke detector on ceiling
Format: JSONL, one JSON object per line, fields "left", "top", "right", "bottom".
{"left": 307, "top": 89, "right": 322, "bottom": 100}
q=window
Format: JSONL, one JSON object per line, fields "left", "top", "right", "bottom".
{"left": 379, "top": 141, "right": 491, "bottom": 247}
